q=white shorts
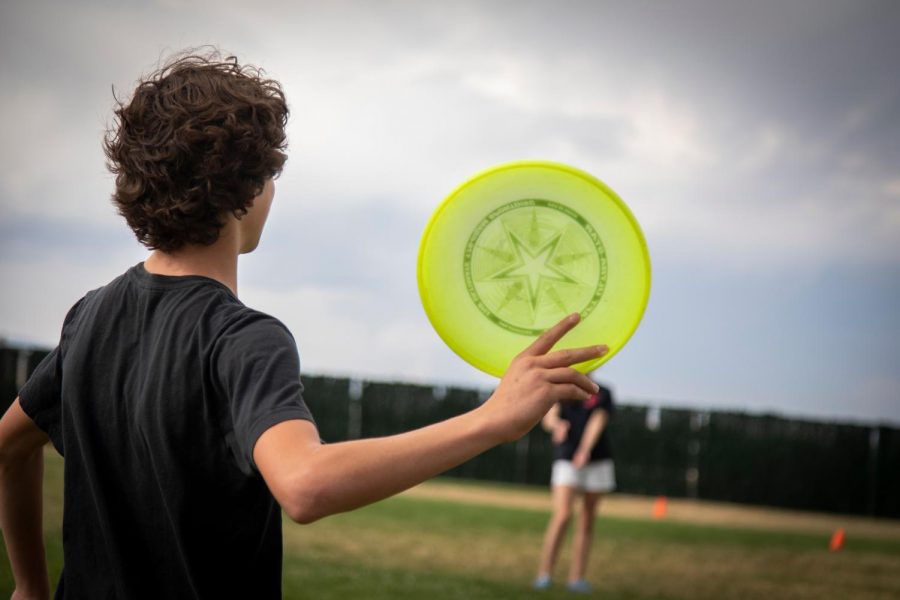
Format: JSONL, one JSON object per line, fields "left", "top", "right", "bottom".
{"left": 551, "top": 459, "right": 616, "bottom": 493}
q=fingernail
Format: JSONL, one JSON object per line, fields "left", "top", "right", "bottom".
{"left": 594, "top": 382, "right": 600, "bottom": 392}
{"left": 569, "top": 313, "right": 580, "bottom": 323}
{"left": 597, "top": 345, "right": 608, "bottom": 354}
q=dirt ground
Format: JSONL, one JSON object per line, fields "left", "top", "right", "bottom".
{"left": 401, "top": 478, "right": 900, "bottom": 540}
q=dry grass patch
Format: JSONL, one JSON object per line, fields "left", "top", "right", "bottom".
{"left": 404, "top": 478, "right": 900, "bottom": 539}
{"left": 283, "top": 492, "right": 900, "bottom": 600}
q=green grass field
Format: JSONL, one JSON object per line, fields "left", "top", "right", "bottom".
{"left": 2, "top": 450, "right": 899, "bottom": 599}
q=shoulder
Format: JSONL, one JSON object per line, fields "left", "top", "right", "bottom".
{"left": 62, "top": 266, "right": 146, "bottom": 326}
{"left": 211, "top": 304, "right": 298, "bottom": 363}
{"left": 595, "top": 384, "right": 615, "bottom": 412}
{"left": 57, "top": 284, "right": 108, "bottom": 342}
{"left": 216, "top": 304, "right": 294, "bottom": 339}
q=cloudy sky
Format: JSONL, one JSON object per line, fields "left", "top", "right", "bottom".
{"left": 1, "top": 0, "right": 898, "bottom": 425}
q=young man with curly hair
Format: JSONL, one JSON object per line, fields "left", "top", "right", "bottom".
{"left": 0, "top": 50, "right": 607, "bottom": 599}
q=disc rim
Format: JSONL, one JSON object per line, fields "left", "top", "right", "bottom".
{"left": 417, "top": 159, "right": 652, "bottom": 377}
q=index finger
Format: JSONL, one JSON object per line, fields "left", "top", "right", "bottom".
{"left": 519, "top": 313, "right": 581, "bottom": 357}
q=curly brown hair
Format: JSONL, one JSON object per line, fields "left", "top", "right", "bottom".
{"left": 104, "top": 49, "right": 289, "bottom": 252}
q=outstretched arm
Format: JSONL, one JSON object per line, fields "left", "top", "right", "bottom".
{"left": 0, "top": 399, "right": 51, "bottom": 600}
{"left": 572, "top": 409, "right": 608, "bottom": 468}
{"left": 256, "top": 313, "right": 608, "bottom": 523}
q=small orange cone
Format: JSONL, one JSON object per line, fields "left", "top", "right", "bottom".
{"left": 652, "top": 496, "right": 668, "bottom": 520}
{"left": 829, "top": 528, "right": 845, "bottom": 551}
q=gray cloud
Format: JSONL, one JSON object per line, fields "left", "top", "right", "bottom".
{"left": 1, "top": 0, "right": 898, "bottom": 424}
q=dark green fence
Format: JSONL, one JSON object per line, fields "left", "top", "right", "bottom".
{"left": 299, "top": 374, "right": 899, "bottom": 518}
{"left": 1, "top": 346, "right": 51, "bottom": 414}
{"left": 3, "top": 342, "right": 898, "bottom": 518}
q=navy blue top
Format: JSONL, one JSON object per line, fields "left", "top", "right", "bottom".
{"left": 553, "top": 384, "right": 615, "bottom": 462}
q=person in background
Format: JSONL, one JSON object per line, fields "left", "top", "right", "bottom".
{"left": 534, "top": 377, "right": 616, "bottom": 593}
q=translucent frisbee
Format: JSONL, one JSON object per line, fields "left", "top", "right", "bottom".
{"left": 417, "top": 161, "right": 651, "bottom": 377}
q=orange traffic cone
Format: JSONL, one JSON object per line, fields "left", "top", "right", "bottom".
{"left": 829, "top": 528, "right": 845, "bottom": 552}
{"left": 652, "top": 496, "right": 668, "bottom": 520}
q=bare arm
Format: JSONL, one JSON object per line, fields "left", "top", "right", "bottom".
{"left": 541, "top": 403, "right": 571, "bottom": 445}
{"left": 572, "top": 409, "right": 608, "bottom": 468}
{"left": 256, "top": 314, "right": 608, "bottom": 523}
{"left": 0, "top": 399, "right": 51, "bottom": 600}
{"left": 540, "top": 403, "right": 561, "bottom": 432}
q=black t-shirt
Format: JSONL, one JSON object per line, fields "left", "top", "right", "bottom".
{"left": 553, "top": 384, "right": 615, "bottom": 463}
{"left": 19, "top": 263, "right": 315, "bottom": 599}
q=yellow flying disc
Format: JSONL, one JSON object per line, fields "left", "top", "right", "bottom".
{"left": 417, "top": 161, "right": 651, "bottom": 377}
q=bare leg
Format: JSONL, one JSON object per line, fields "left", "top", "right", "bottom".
{"left": 536, "top": 485, "right": 576, "bottom": 579}
{"left": 568, "top": 492, "right": 601, "bottom": 583}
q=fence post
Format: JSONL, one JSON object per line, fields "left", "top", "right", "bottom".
{"left": 686, "top": 412, "right": 707, "bottom": 500}
{"left": 867, "top": 427, "right": 880, "bottom": 516}
{"left": 15, "top": 349, "right": 31, "bottom": 389}
{"left": 515, "top": 435, "right": 530, "bottom": 483}
{"left": 347, "top": 379, "right": 364, "bottom": 441}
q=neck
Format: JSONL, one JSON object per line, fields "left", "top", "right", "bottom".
{"left": 143, "top": 225, "right": 241, "bottom": 294}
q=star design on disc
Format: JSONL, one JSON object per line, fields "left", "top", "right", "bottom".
{"left": 485, "top": 224, "right": 580, "bottom": 316}
{"left": 464, "top": 198, "right": 607, "bottom": 335}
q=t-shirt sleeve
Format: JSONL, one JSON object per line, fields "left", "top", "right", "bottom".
{"left": 18, "top": 346, "right": 62, "bottom": 441}
{"left": 213, "top": 311, "right": 315, "bottom": 475}
{"left": 18, "top": 298, "right": 85, "bottom": 447}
